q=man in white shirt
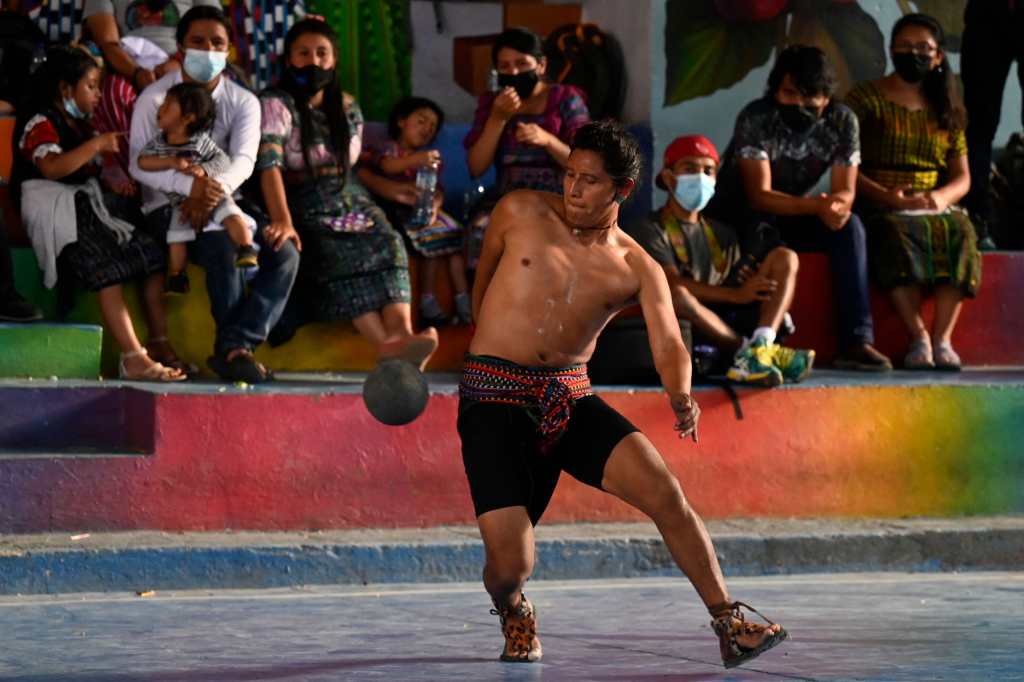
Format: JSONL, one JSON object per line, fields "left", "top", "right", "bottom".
{"left": 130, "top": 5, "right": 300, "bottom": 383}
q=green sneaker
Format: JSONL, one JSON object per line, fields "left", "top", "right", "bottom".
{"left": 773, "top": 345, "right": 815, "bottom": 383}
{"left": 727, "top": 338, "right": 783, "bottom": 387}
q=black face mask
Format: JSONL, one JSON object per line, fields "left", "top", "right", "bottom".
{"left": 497, "top": 69, "right": 539, "bottom": 100}
{"left": 283, "top": 64, "right": 336, "bottom": 99}
{"left": 777, "top": 103, "right": 820, "bottom": 133}
{"left": 892, "top": 52, "right": 934, "bottom": 84}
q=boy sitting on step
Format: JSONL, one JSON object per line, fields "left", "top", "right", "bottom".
{"left": 625, "top": 135, "right": 815, "bottom": 386}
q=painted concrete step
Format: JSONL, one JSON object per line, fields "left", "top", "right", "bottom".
{"left": 9, "top": 247, "right": 1024, "bottom": 374}
{"left": 0, "top": 370, "right": 1021, "bottom": 533}
{"left": 0, "top": 385, "right": 154, "bottom": 459}
{"left": 0, "top": 323, "right": 102, "bottom": 379}
{"left": 0, "top": 517, "right": 1021, "bottom": 594}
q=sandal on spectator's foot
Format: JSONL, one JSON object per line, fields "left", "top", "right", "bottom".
{"left": 379, "top": 328, "right": 439, "bottom": 371}
{"left": 709, "top": 601, "right": 788, "bottom": 669}
{"left": 490, "top": 593, "right": 542, "bottom": 663}
{"left": 118, "top": 349, "right": 187, "bottom": 383}
{"left": 933, "top": 341, "right": 961, "bottom": 372}
{"left": 146, "top": 337, "right": 199, "bottom": 376}
{"left": 207, "top": 349, "right": 273, "bottom": 384}
{"left": 903, "top": 338, "right": 934, "bottom": 370}
{"left": 164, "top": 272, "right": 190, "bottom": 296}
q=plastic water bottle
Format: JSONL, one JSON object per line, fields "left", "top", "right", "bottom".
{"left": 413, "top": 162, "right": 439, "bottom": 226}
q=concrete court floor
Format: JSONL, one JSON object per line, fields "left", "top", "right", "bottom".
{"left": 0, "top": 572, "right": 1021, "bottom": 682}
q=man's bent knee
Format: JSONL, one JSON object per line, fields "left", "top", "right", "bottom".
{"left": 767, "top": 246, "right": 799, "bottom": 275}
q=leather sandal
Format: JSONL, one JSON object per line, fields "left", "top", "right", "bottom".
{"left": 490, "top": 593, "right": 542, "bottom": 663}
{"left": 708, "top": 600, "right": 788, "bottom": 669}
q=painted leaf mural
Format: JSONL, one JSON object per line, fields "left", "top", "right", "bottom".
{"left": 664, "top": 0, "right": 785, "bottom": 106}
{"left": 664, "top": 0, "right": 886, "bottom": 106}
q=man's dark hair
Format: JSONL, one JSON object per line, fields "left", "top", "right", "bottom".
{"left": 176, "top": 5, "right": 232, "bottom": 46}
{"left": 766, "top": 45, "right": 838, "bottom": 98}
{"left": 166, "top": 82, "right": 216, "bottom": 135}
{"left": 491, "top": 27, "right": 545, "bottom": 65}
{"left": 571, "top": 119, "right": 642, "bottom": 189}
{"left": 387, "top": 96, "right": 445, "bottom": 142}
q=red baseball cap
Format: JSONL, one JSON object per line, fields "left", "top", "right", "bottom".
{"left": 657, "top": 135, "right": 720, "bottom": 189}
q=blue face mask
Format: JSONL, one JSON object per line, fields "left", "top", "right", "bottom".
{"left": 672, "top": 172, "right": 716, "bottom": 212}
{"left": 63, "top": 96, "right": 89, "bottom": 120}
{"left": 183, "top": 48, "right": 227, "bottom": 83}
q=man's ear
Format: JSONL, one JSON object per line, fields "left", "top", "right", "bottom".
{"left": 615, "top": 178, "right": 637, "bottom": 204}
{"left": 659, "top": 168, "right": 676, "bottom": 191}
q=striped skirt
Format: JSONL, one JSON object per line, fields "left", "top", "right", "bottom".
{"left": 866, "top": 207, "right": 982, "bottom": 297}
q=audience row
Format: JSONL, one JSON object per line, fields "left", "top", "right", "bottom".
{"left": 0, "top": 8, "right": 994, "bottom": 383}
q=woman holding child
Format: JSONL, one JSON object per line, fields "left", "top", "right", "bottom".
{"left": 257, "top": 18, "right": 438, "bottom": 368}
{"left": 846, "top": 13, "right": 981, "bottom": 370}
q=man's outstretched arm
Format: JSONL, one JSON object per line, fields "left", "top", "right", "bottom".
{"left": 631, "top": 248, "right": 699, "bottom": 440}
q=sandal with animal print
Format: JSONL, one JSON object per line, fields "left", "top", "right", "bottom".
{"left": 709, "top": 600, "right": 788, "bottom": 669}
{"left": 490, "top": 593, "right": 542, "bottom": 663}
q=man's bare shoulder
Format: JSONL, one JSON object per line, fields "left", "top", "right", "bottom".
{"left": 494, "top": 189, "right": 563, "bottom": 214}
{"left": 491, "top": 190, "right": 565, "bottom": 234}
{"left": 616, "top": 227, "right": 663, "bottom": 284}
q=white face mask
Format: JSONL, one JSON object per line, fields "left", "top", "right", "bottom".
{"left": 672, "top": 172, "right": 716, "bottom": 213}
{"left": 182, "top": 48, "right": 227, "bottom": 83}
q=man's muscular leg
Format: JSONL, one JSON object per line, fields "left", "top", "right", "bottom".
{"left": 601, "top": 432, "right": 782, "bottom": 652}
{"left": 477, "top": 506, "right": 543, "bottom": 662}
{"left": 477, "top": 506, "right": 535, "bottom": 608}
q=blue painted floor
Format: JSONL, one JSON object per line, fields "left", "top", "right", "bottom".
{"left": 1, "top": 572, "right": 1021, "bottom": 681}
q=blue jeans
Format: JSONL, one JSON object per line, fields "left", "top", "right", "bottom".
{"left": 770, "top": 213, "right": 874, "bottom": 348}
{"left": 174, "top": 208, "right": 300, "bottom": 357}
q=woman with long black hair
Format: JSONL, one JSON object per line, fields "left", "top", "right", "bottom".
{"left": 257, "top": 17, "right": 437, "bottom": 368}
{"left": 846, "top": 13, "right": 981, "bottom": 370}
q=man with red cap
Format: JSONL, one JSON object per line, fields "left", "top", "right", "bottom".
{"left": 627, "top": 134, "right": 814, "bottom": 385}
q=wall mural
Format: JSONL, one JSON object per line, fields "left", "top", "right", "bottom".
{"left": 664, "top": 0, "right": 968, "bottom": 107}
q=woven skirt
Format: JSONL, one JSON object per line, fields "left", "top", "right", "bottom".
{"left": 866, "top": 207, "right": 982, "bottom": 297}
{"left": 57, "top": 192, "right": 165, "bottom": 291}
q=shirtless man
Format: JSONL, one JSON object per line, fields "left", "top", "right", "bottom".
{"left": 458, "top": 120, "right": 788, "bottom": 669}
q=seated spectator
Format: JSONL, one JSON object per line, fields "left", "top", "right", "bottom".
{"left": 257, "top": 18, "right": 437, "bottom": 369}
{"left": 15, "top": 46, "right": 184, "bottom": 381}
{"left": 627, "top": 135, "right": 813, "bottom": 386}
{"left": 84, "top": 0, "right": 220, "bottom": 177}
{"left": 463, "top": 27, "right": 590, "bottom": 269}
{"left": 136, "top": 81, "right": 258, "bottom": 295}
{"left": 708, "top": 45, "right": 892, "bottom": 372}
{"left": 130, "top": 6, "right": 299, "bottom": 384}
{"left": 846, "top": 13, "right": 980, "bottom": 371}
{"left": 367, "top": 96, "right": 470, "bottom": 327}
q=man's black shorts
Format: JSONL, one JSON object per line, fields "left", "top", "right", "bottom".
{"left": 457, "top": 395, "right": 639, "bottom": 525}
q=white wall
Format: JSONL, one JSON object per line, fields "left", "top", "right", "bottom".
{"left": 409, "top": 0, "right": 503, "bottom": 124}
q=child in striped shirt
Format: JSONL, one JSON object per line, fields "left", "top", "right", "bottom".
{"left": 137, "top": 82, "right": 256, "bottom": 294}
